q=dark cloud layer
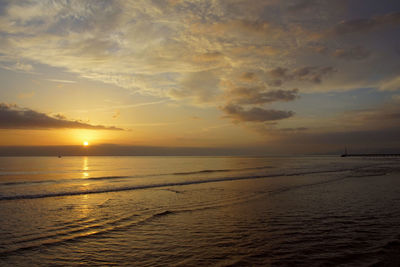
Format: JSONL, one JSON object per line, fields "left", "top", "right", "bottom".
{"left": 229, "top": 87, "right": 299, "bottom": 105}
{"left": 268, "top": 66, "right": 335, "bottom": 85}
{"left": 222, "top": 103, "right": 294, "bottom": 122}
{"left": 0, "top": 103, "right": 123, "bottom": 130}
{"left": 332, "top": 12, "right": 400, "bottom": 35}
{"left": 333, "top": 45, "right": 371, "bottom": 60}
{"left": 314, "top": 45, "right": 371, "bottom": 61}
{"left": 287, "top": 0, "right": 319, "bottom": 12}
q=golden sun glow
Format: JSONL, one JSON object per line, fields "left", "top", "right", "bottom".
{"left": 83, "top": 141, "right": 89, "bottom": 146}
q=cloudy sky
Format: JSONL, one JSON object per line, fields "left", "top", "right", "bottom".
{"left": 0, "top": 0, "right": 399, "bottom": 154}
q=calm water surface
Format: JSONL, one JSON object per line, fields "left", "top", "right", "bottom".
{"left": 0, "top": 156, "right": 399, "bottom": 266}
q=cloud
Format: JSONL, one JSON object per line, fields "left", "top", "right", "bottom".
{"left": 0, "top": 103, "right": 123, "bottom": 130}
{"left": 222, "top": 103, "right": 294, "bottom": 122}
{"left": 112, "top": 110, "right": 120, "bottom": 119}
{"left": 46, "top": 79, "right": 76, "bottom": 83}
{"left": 239, "top": 72, "right": 257, "bottom": 82}
{"left": 190, "top": 115, "right": 201, "bottom": 120}
{"left": 356, "top": 105, "right": 400, "bottom": 124}
{"left": 246, "top": 98, "right": 400, "bottom": 153}
{"left": 17, "top": 91, "right": 35, "bottom": 99}
{"left": 380, "top": 76, "right": 400, "bottom": 91}
{"left": 0, "top": 61, "right": 34, "bottom": 73}
{"left": 190, "top": 19, "right": 281, "bottom": 40}
{"left": 0, "top": 1, "right": 313, "bottom": 98}
{"left": 72, "top": 100, "right": 168, "bottom": 113}
{"left": 290, "top": 97, "right": 400, "bottom": 144}
{"left": 168, "top": 71, "right": 220, "bottom": 103}
{"left": 0, "top": 1, "right": 393, "bottom": 99}
{"left": 192, "top": 52, "right": 224, "bottom": 63}
{"left": 52, "top": 113, "right": 66, "bottom": 120}
{"left": 268, "top": 66, "right": 336, "bottom": 85}
{"left": 392, "top": 95, "right": 400, "bottom": 101}
{"left": 292, "top": 66, "right": 336, "bottom": 83}
{"left": 313, "top": 45, "right": 371, "bottom": 61}
{"left": 228, "top": 87, "right": 299, "bottom": 105}
{"left": 13, "top": 62, "right": 33, "bottom": 72}
{"left": 312, "top": 45, "right": 329, "bottom": 54}
{"left": 287, "top": 0, "right": 318, "bottom": 12}
{"left": 279, "top": 127, "right": 308, "bottom": 132}
{"left": 332, "top": 45, "right": 371, "bottom": 61}
{"left": 324, "top": 97, "right": 400, "bottom": 133}
{"left": 331, "top": 12, "right": 400, "bottom": 35}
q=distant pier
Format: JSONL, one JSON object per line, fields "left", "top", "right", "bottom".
{"left": 341, "top": 153, "right": 400, "bottom": 157}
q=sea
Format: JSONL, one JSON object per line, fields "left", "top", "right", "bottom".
{"left": 0, "top": 155, "right": 399, "bottom": 266}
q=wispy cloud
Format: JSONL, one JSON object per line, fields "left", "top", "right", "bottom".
{"left": 330, "top": 12, "right": 400, "bottom": 36}
{"left": 46, "top": 79, "right": 76, "bottom": 84}
{"left": 267, "top": 66, "right": 336, "bottom": 85}
{"left": 72, "top": 100, "right": 168, "bottom": 113}
{"left": 0, "top": 61, "right": 35, "bottom": 73}
{"left": 314, "top": 45, "right": 372, "bottom": 61}
{"left": 17, "top": 91, "right": 35, "bottom": 99}
{"left": 112, "top": 110, "right": 120, "bottom": 119}
{"left": 380, "top": 76, "right": 400, "bottom": 91}
{"left": 332, "top": 46, "right": 371, "bottom": 61}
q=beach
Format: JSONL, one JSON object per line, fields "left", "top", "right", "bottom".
{"left": 0, "top": 156, "right": 399, "bottom": 266}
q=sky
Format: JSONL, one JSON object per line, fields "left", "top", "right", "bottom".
{"left": 0, "top": 0, "right": 400, "bottom": 155}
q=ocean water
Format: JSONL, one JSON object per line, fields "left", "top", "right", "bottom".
{"left": 0, "top": 156, "right": 399, "bottom": 266}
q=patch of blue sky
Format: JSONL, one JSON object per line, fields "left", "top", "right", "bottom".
{"left": 270, "top": 87, "right": 395, "bottom": 117}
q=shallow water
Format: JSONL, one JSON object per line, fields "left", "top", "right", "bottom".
{"left": 0, "top": 156, "right": 399, "bottom": 266}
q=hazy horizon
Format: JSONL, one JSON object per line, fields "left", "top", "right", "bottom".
{"left": 1, "top": 143, "right": 399, "bottom": 157}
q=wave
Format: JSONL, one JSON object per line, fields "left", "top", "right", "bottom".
{"left": 0, "top": 176, "right": 132, "bottom": 186}
{"left": 0, "top": 208, "right": 176, "bottom": 256}
{"left": 1, "top": 180, "right": 58, "bottom": 186}
{"left": 86, "top": 175, "right": 130, "bottom": 181}
{"left": 172, "top": 165, "right": 272, "bottom": 175}
{"left": 0, "top": 169, "right": 102, "bottom": 176}
{"left": 152, "top": 210, "right": 174, "bottom": 217}
{"left": 0, "top": 167, "right": 359, "bottom": 201}
{"left": 172, "top": 169, "right": 230, "bottom": 175}
{"left": 0, "top": 165, "right": 273, "bottom": 186}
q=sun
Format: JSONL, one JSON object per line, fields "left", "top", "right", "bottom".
{"left": 83, "top": 141, "right": 89, "bottom": 146}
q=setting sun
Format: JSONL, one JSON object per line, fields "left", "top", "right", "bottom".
{"left": 83, "top": 141, "right": 89, "bottom": 146}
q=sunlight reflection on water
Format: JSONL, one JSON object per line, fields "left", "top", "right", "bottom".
{"left": 0, "top": 156, "right": 399, "bottom": 266}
